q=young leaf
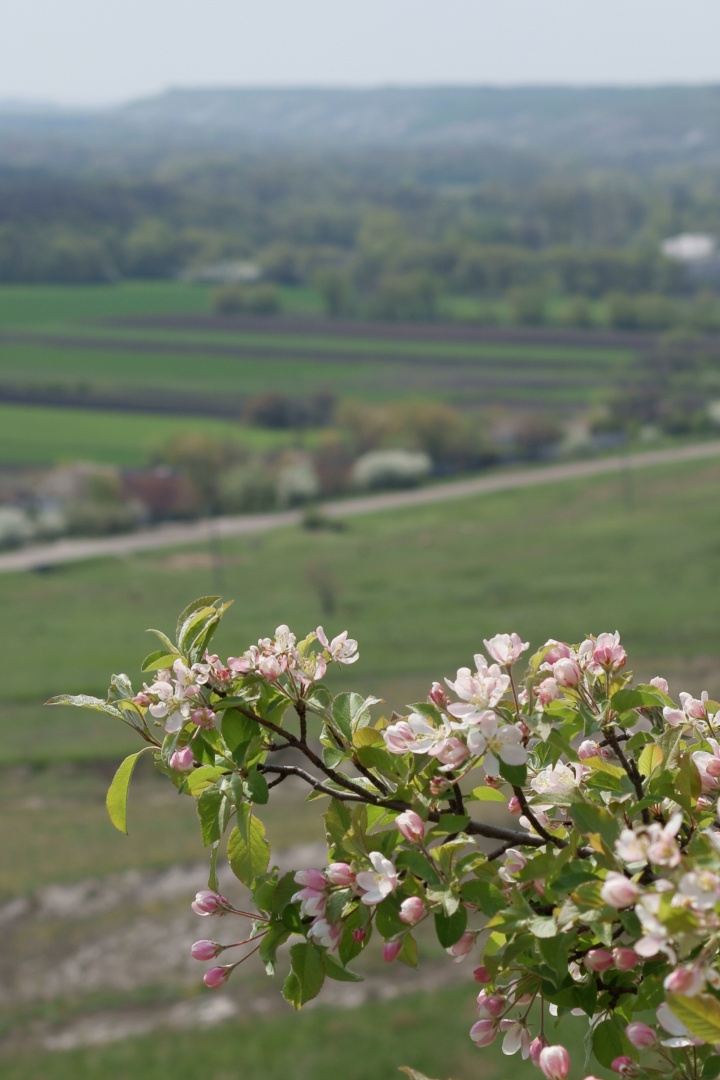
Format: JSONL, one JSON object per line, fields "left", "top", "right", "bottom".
{"left": 175, "top": 595, "right": 220, "bottom": 646}
{"left": 228, "top": 807, "right": 270, "bottom": 885}
{"left": 46, "top": 693, "right": 123, "bottom": 720}
{"left": 106, "top": 749, "right": 150, "bottom": 834}
{"left": 283, "top": 942, "right": 325, "bottom": 1009}
{"left": 637, "top": 742, "right": 664, "bottom": 779}
{"left": 197, "top": 786, "right": 225, "bottom": 846}
{"left": 666, "top": 994, "right": 720, "bottom": 1044}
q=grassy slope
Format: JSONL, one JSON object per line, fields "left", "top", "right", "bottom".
{"left": 0, "top": 282, "right": 213, "bottom": 328}
{"left": 6, "top": 455, "right": 720, "bottom": 767}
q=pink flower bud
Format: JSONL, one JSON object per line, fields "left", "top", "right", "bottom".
{"left": 577, "top": 739, "right": 601, "bottom": 760}
{"left": 476, "top": 990, "right": 505, "bottom": 1019}
{"left": 625, "top": 1022, "right": 656, "bottom": 1049}
{"left": 191, "top": 889, "right": 228, "bottom": 916}
{"left": 535, "top": 677, "right": 559, "bottom": 706}
{"left": 469, "top": 1019, "right": 498, "bottom": 1047}
{"left": 613, "top": 947, "right": 639, "bottom": 972}
{"left": 600, "top": 872, "right": 641, "bottom": 909}
{"left": 191, "top": 939, "right": 221, "bottom": 961}
{"left": 539, "top": 1044, "right": 571, "bottom": 1080}
{"left": 429, "top": 776, "right": 451, "bottom": 796}
{"left": 383, "top": 940, "right": 402, "bottom": 963}
{"left": 448, "top": 931, "right": 474, "bottom": 961}
{"left": 294, "top": 868, "right": 327, "bottom": 891}
{"left": 707, "top": 758, "right": 720, "bottom": 778}
{"left": 473, "top": 965, "right": 491, "bottom": 984}
{"left": 649, "top": 676, "right": 669, "bottom": 695}
{"left": 507, "top": 796, "right": 522, "bottom": 815}
{"left": 553, "top": 658, "right": 581, "bottom": 688}
{"left": 132, "top": 691, "right": 151, "bottom": 707}
{"left": 429, "top": 682, "right": 449, "bottom": 707}
{"left": 543, "top": 640, "right": 571, "bottom": 664}
{"left": 203, "top": 965, "right": 231, "bottom": 989}
{"left": 325, "top": 862, "right": 355, "bottom": 887}
{"left": 190, "top": 707, "right": 216, "bottom": 729}
{"left": 593, "top": 632, "right": 627, "bottom": 671}
{"left": 611, "top": 1057, "right": 635, "bottom": 1076}
{"left": 583, "top": 948, "right": 614, "bottom": 972}
{"left": 529, "top": 1035, "right": 548, "bottom": 1066}
{"left": 399, "top": 896, "right": 424, "bottom": 925}
{"left": 395, "top": 810, "right": 426, "bottom": 844}
{"left": 170, "top": 747, "right": 195, "bottom": 772}
{"left": 352, "top": 928, "right": 367, "bottom": 943}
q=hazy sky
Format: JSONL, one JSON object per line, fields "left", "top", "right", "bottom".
{"left": 4, "top": 0, "right": 720, "bottom": 107}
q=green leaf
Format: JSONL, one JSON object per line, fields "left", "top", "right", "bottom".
{"left": 146, "top": 627, "right": 179, "bottom": 655}
{"left": 395, "top": 850, "right": 441, "bottom": 887}
{"left": 434, "top": 905, "right": 467, "bottom": 947}
{"left": 259, "top": 922, "right": 291, "bottom": 976}
{"left": 470, "top": 786, "right": 507, "bottom": 802}
{"left": 227, "top": 806, "right": 270, "bottom": 885}
{"left": 46, "top": 693, "right": 123, "bottom": 720}
{"left": 398, "top": 932, "right": 419, "bottom": 968}
{"left": 283, "top": 943, "right": 325, "bottom": 1009}
{"left": 676, "top": 752, "right": 702, "bottom": 806}
{"left": 184, "top": 765, "right": 227, "bottom": 796}
{"left": 569, "top": 803, "right": 620, "bottom": 847}
{"left": 221, "top": 710, "right": 258, "bottom": 750}
{"left": 460, "top": 879, "right": 506, "bottom": 916}
{"left": 243, "top": 769, "right": 269, "bottom": 805}
{"left": 432, "top": 814, "right": 470, "bottom": 834}
{"left": 527, "top": 915, "right": 557, "bottom": 938}
{"left": 498, "top": 759, "right": 527, "bottom": 787}
{"left": 612, "top": 687, "right": 668, "bottom": 712}
{"left": 375, "top": 894, "right": 406, "bottom": 938}
{"left": 105, "top": 749, "right": 149, "bottom": 834}
{"left": 637, "top": 742, "right": 664, "bottom": 779}
{"left": 175, "top": 595, "right": 220, "bottom": 647}
{"left": 323, "top": 954, "right": 364, "bottom": 982}
{"left": 197, "top": 786, "right": 225, "bottom": 846}
{"left": 141, "top": 649, "right": 178, "bottom": 673}
{"left": 666, "top": 994, "right": 720, "bottom": 1044}
{"left": 332, "top": 692, "right": 381, "bottom": 740}
{"left": 592, "top": 1017, "right": 632, "bottom": 1069}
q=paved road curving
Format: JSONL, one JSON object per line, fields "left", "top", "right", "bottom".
{"left": 2, "top": 440, "right": 720, "bottom": 574}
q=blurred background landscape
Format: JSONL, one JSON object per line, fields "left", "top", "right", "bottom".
{"left": 3, "top": 2, "right": 720, "bottom": 1077}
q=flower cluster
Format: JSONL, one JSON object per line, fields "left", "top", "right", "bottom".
{"left": 54, "top": 597, "right": 720, "bottom": 1080}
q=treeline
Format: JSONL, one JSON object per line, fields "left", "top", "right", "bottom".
{"left": 2, "top": 150, "right": 720, "bottom": 306}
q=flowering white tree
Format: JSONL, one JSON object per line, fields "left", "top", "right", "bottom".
{"left": 51, "top": 598, "right": 720, "bottom": 1080}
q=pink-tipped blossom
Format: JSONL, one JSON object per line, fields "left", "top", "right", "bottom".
{"left": 529, "top": 1035, "right": 548, "bottom": 1066}
{"left": 203, "top": 965, "right": 231, "bottom": 988}
{"left": 601, "top": 872, "right": 641, "bottom": 908}
{"left": 499, "top": 1019, "right": 532, "bottom": 1057}
{"left": 355, "top": 852, "right": 398, "bottom": 906}
{"left": 538, "top": 1044, "right": 571, "bottom": 1080}
{"left": 383, "top": 940, "right": 402, "bottom": 963}
{"left": 169, "top": 747, "right": 195, "bottom": 772}
{"left": 583, "top": 948, "right": 614, "bottom": 972}
{"left": 592, "top": 631, "right": 627, "bottom": 671}
{"left": 325, "top": 862, "right": 355, "bottom": 887}
{"left": 448, "top": 931, "right": 475, "bottom": 962}
{"left": 395, "top": 810, "right": 426, "bottom": 843}
{"left": 316, "top": 626, "right": 359, "bottom": 664}
{"left": 649, "top": 676, "right": 669, "bottom": 694}
{"left": 483, "top": 633, "right": 529, "bottom": 667}
{"left": 535, "top": 677, "right": 559, "bottom": 706}
{"left": 469, "top": 1019, "right": 498, "bottom": 1047}
{"left": 613, "top": 947, "right": 639, "bottom": 971}
{"left": 307, "top": 917, "right": 342, "bottom": 951}
{"left": 553, "top": 657, "right": 581, "bottom": 687}
{"left": 191, "top": 889, "right": 229, "bottom": 916}
{"left": 543, "top": 639, "right": 571, "bottom": 665}
{"left": 191, "top": 939, "right": 221, "bottom": 961}
{"left": 476, "top": 990, "right": 505, "bottom": 1018}
{"left": 664, "top": 965, "right": 704, "bottom": 996}
{"left": 625, "top": 1022, "right": 656, "bottom": 1050}
{"left": 399, "top": 896, "right": 424, "bottom": 925}
{"left": 294, "top": 868, "right": 327, "bottom": 891}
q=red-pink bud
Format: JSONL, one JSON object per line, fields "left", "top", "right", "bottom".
{"left": 383, "top": 940, "right": 402, "bottom": 963}
{"left": 429, "top": 682, "right": 449, "bottom": 707}
{"left": 473, "top": 965, "right": 491, "bottom": 984}
{"left": 625, "top": 1022, "right": 656, "bottom": 1050}
{"left": 539, "top": 1044, "right": 571, "bottom": 1080}
{"left": 203, "top": 965, "right": 231, "bottom": 988}
{"left": 664, "top": 965, "right": 704, "bottom": 995}
{"left": 529, "top": 1035, "right": 548, "bottom": 1066}
{"left": 395, "top": 810, "right": 426, "bottom": 844}
{"left": 613, "top": 947, "right": 639, "bottom": 972}
{"left": 583, "top": 948, "right": 614, "bottom": 972}
{"left": 600, "top": 872, "right": 641, "bottom": 909}
{"left": 399, "top": 896, "right": 424, "bottom": 925}
{"left": 170, "top": 747, "right": 195, "bottom": 772}
{"left": 577, "top": 739, "right": 600, "bottom": 760}
{"left": 132, "top": 691, "right": 151, "bottom": 707}
{"left": 191, "top": 889, "right": 228, "bottom": 916}
{"left": 611, "top": 1057, "right": 635, "bottom": 1076}
{"left": 191, "top": 939, "right": 221, "bottom": 961}
{"left": 507, "top": 796, "right": 521, "bottom": 815}
{"left": 476, "top": 990, "right": 505, "bottom": 1018}
{"left": 352, "top": 927, "right": 367, "bottom": 943}
{"left": 544, "top": 640, "right": 571, "bottom": 665}
{"left": 325, "top": 862, "right": 355, "bottom": 886}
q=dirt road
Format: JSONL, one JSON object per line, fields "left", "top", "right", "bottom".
{"left": 2, "top": 440, "right": 719, "bottom": 574}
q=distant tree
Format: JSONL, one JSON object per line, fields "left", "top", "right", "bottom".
{"left": 212, "top": 284, "right": 281, "bottom": 316}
